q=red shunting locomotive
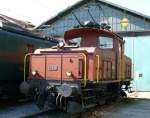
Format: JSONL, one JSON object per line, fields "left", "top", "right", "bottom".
{"left": 22, "top": 23, "right": 132, "bottom": 112}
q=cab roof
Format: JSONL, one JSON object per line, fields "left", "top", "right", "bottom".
{"left": 64, "top": 27, "right": 123, "bottom": 43}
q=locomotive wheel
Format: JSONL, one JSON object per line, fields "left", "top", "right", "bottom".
{"left": 33, "top": 88, "right": 47, "bottom": 109}
{"left": 35, "top": 93, "right": 46, "bottom": 109}
{"left": 56, "top": 94, "right": 68, "bottom": 111}
{"left": 62, "top": 97, "right": 68, "bottom": 112}
{"left": 120, "top": 90, "right": 127, "bottom": 97}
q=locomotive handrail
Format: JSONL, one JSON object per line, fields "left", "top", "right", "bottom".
{"left": 81, "top": 53, "right": 87, "bottom": 87}
{"left": 96, "top": 55, "right": 100, "bottom": 83}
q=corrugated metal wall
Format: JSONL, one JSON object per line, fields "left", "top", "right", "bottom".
{"left": 43, "top": 2, "right": 150, "bottom": 37}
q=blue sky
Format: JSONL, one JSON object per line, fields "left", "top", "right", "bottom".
{"left": 0, "top": 0, "right": 150, "bottom": 26}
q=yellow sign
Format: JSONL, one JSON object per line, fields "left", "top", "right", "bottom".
{"left": 121, "top": 18, "right": 129, "bottom": 27}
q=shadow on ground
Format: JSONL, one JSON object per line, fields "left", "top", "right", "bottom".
{"left": 0, "top": 97, "right": 150, "bottom": 118}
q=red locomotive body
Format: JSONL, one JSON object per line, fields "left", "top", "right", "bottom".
{"left": 23, "top": 25, "right": 132, "bottom": 111}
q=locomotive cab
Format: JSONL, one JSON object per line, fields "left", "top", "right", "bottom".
{"left": 24, "top": 26, "right": 132, "bottom": 111}
{"left": 64, "top": 28, "right": 129, "bottom": 82}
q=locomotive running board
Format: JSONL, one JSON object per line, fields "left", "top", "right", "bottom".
{"left": 93, "top": 79, "right": 131, "bottom": 84}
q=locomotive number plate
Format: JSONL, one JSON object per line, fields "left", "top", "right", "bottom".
{"left": 48, "top": 65, "right": 58, "bottom": 71}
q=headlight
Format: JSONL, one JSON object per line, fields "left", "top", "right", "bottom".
{"left": 34, "top": 49, "right": 40, "bottom": 54}
{"left": 32, "top": 71, "right": 37, "bottom": 76}
{"left": 58, "top": 41, "right": 65, "bottom": 48}
{"left": 66, "top": 72, "right": 72, "bottom": 77}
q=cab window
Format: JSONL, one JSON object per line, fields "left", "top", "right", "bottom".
{"left": 68, "top": 37, "right": 82, "bottom": 46}
{"left": 98, "top": 36, "right": 113, "bottom": 49}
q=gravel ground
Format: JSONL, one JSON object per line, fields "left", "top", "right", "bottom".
{"left": 101, "top": 99, "right": 150, "bottom": 118}
{"left": 0, "top": 92, "right": 150, "bottom": 118}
